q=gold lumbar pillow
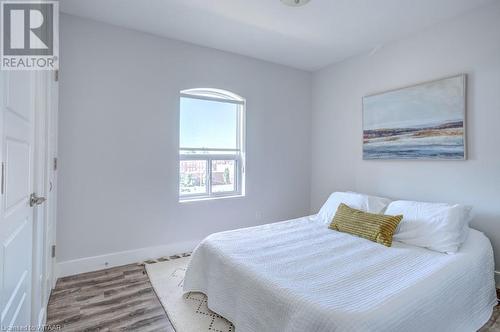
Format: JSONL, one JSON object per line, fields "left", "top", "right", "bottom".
{"left": 329, "top": 203, "right": 403, "bottom": 247}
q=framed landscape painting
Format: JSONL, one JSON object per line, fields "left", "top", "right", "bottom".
{"left": 363, "top": 75, "right": 466, "bottom": 160}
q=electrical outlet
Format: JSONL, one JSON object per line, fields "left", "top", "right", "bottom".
{"left": 255, "top": 211, "right": 263, "bottom": 221}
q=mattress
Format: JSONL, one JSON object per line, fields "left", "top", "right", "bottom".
{"left": 183, "top": 216, "right": 497, "bottom": 332}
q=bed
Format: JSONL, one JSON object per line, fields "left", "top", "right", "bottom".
{"left": 183, "top": 215, "right": 497, "bottom": 332}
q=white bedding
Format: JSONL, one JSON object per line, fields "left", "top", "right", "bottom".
{"left": 183, "top": 216, "right": 497, "bottom": 332}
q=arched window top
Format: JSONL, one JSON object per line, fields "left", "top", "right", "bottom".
{"left": 180, "top": 88, "right": 245, "bottom": 105}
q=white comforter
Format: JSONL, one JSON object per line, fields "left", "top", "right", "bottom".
{"left": 183, "top": 216, "right": 497, "bottom": 332}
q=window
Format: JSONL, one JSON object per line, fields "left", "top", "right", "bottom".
{"left": 179, "top": 88, "right": 245, "bottom": 201}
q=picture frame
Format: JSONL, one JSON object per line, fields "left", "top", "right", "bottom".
{"left": 362, "top": 74, "right": 467, "bottom": 160}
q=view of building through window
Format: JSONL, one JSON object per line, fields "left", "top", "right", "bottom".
{"left": 179, "top": 160, "right": 207, "bottom": 195}
{"left": 211, "top": 160, "right": 235, "bottom": 193}
{"left": 179, "top": 160, "right": 236, "bottom": 195}
{"left": 179, "top": 89, "right": 244, "bottom": 200}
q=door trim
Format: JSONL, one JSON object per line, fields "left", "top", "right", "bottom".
{"left": 31, "top": 70, "right": 58, "bottom": 328}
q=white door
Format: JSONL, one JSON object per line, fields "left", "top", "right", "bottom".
{"left": 0, "top": 71, "right": 35, "bottom": 328}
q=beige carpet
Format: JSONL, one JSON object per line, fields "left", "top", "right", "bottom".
{"left": 145, "top": 256, "right": 234, "bottom": 332}
{"left": 146, "top": 256, "right": 499, "bottom": 332}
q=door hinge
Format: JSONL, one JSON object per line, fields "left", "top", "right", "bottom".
{"left": 54, "top": 70, "right": 59, "bottom": 82}
{"left": 53, "top": 157, "right": 58, "bottom": 171}
{"left": 51, "top": 245, "right": 56, "bottom": 258}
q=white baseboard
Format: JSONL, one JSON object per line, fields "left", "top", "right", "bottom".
{"left": 495, "top": 271, "right": 500, "bottom": 288}
{"left": 57, "top": 240, "right": 200, "bottom": 278}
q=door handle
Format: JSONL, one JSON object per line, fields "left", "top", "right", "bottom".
{"left": 30, "top": 193, "right": 46, "bottom": 207}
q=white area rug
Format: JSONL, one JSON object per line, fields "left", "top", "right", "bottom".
{"left": 145, "top": 256, "right": 234, "bottom": 332}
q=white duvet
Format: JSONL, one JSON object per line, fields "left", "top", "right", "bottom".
{"left": 183, "top": 216, "right": 497, "bottom": 332}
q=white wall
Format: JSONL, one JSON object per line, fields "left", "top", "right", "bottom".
{"left": 311, "top": 3, "right": 500, "bottom": 267}
{"left": 60, "top": 2, "right": 500, "bottom": 275}
{"left": 58, "top": 15, "right": 312, "bottom": 267}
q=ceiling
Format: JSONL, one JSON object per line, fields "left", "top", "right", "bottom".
{"left": 60, "top": 0, "right": 496, "bottom": 71}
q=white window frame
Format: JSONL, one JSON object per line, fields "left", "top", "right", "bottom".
{"left": 179, "top": 89, "right": 246, "bottom": 202}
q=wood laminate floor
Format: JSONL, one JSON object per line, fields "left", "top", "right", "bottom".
{"left": 46, "top": 263, "right": 174, "bottom": 331}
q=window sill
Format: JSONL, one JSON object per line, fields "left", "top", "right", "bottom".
{"left": 179, "top": 194, "right": 245, "bottom": 203}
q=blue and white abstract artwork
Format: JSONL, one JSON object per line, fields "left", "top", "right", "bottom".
{"left": 363, "top": 75, "right": 466, "bottom": 160}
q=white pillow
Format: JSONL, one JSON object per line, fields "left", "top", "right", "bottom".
{"left": 347, "top": 191, "right": 393, "bottom": 214}
{"left": 386, "top": 200, "right": 472, "bottom": 253}
{"left": 317, "top": 192, "right": 392, "bottom": 224}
